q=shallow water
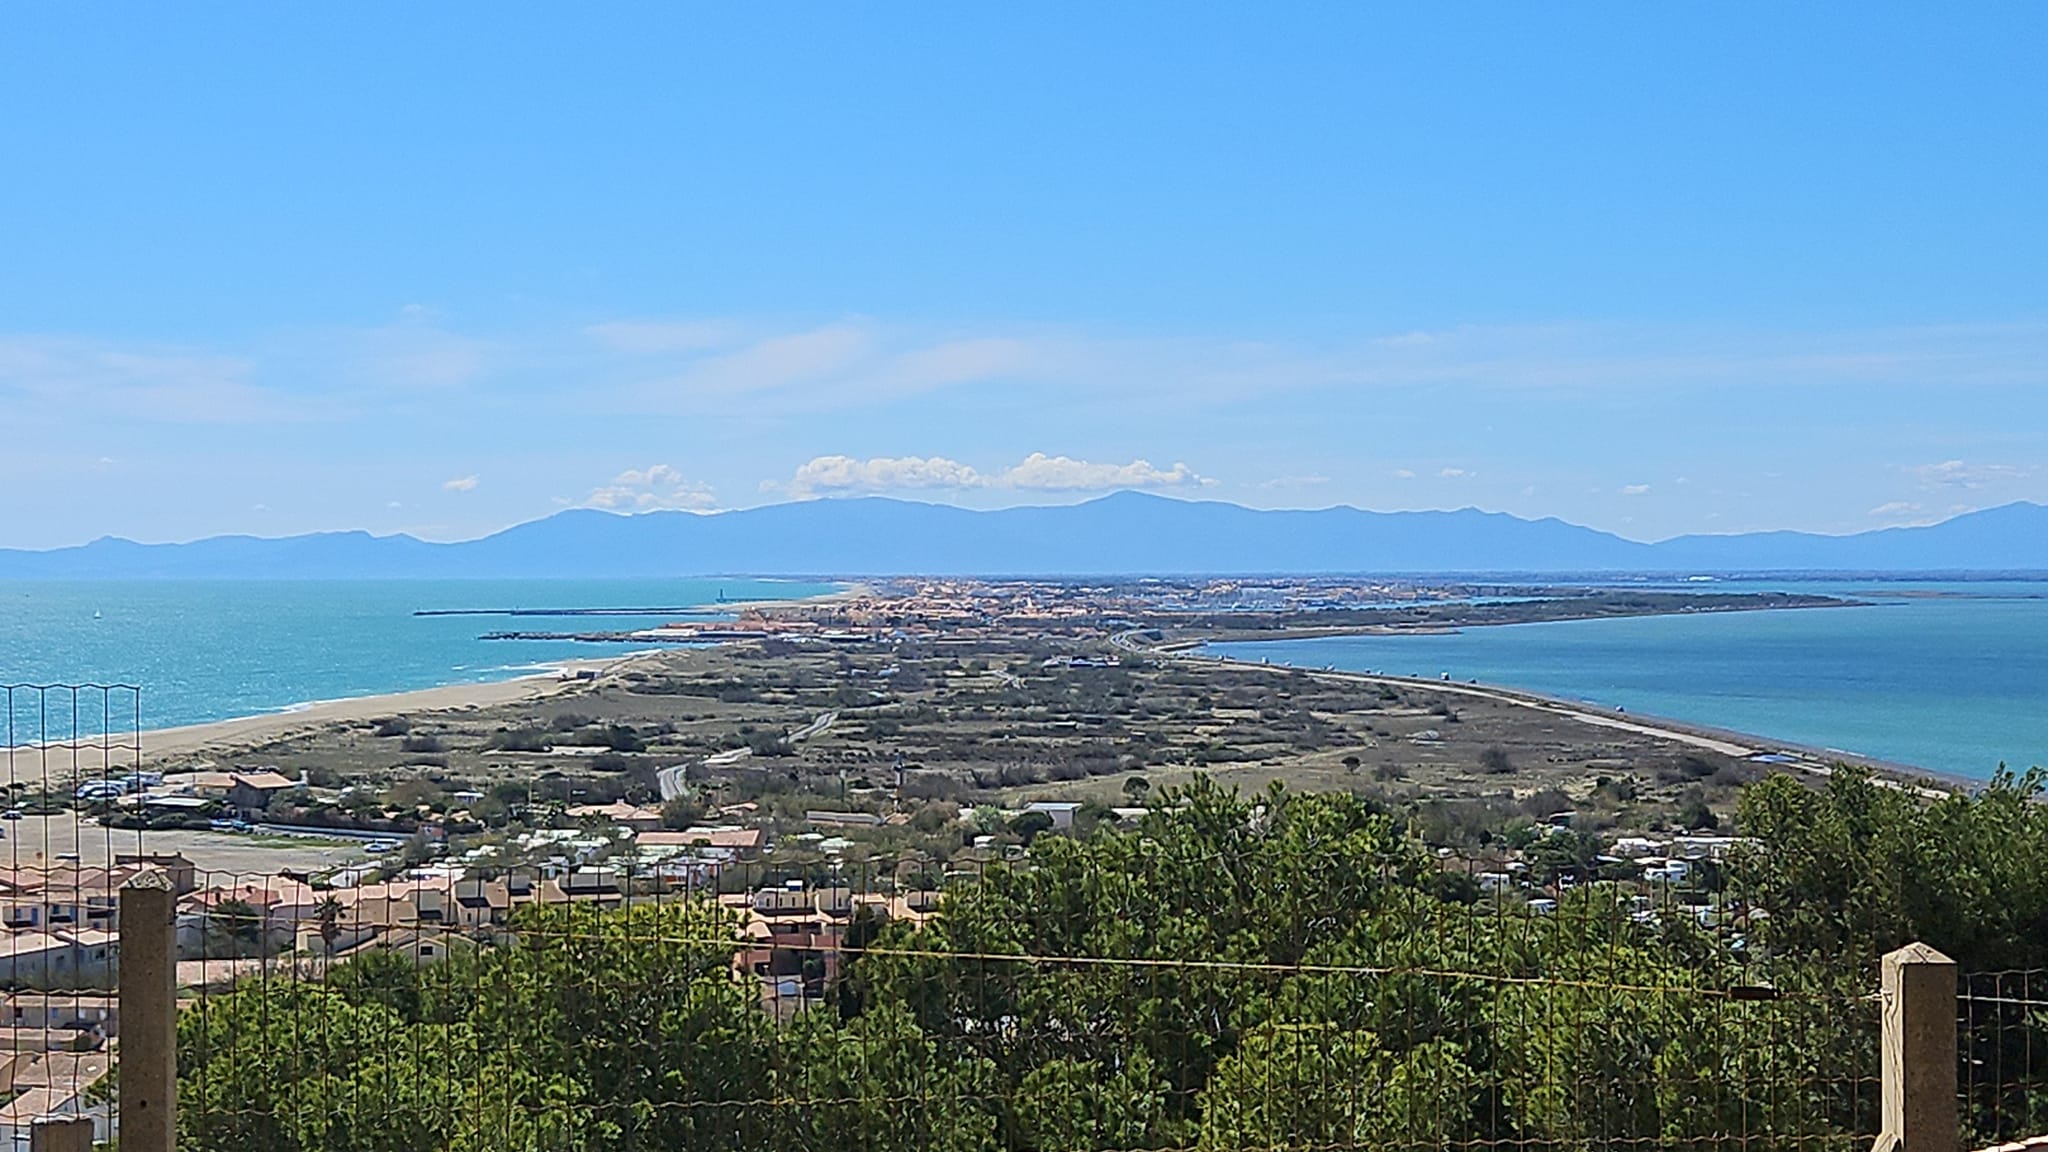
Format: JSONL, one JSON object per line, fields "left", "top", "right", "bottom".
{"left": 0, "top": 578, "right": 837, "bottom": 737}
{"left": 1209, "top": 579, "right": 2048, "bottom": 781}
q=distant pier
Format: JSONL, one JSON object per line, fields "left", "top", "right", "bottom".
{"left": 415, "top": 607, "right": 729, "bottom": 618}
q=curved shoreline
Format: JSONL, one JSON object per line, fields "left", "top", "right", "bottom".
{"left": 1162, "top": 641, "right": 1973, "bottom": 797}
{"left": 129, "top": 653, "right": 658, "bottom": 761}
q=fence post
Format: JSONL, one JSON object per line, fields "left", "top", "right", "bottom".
{"left": 28, "top": 1117, "right": 92, "bottom": 1152}
{"left": 1876, "top": 941, "right": 1956, "bottom": 1152}
{"left": 120, "top": 868, "right": 179, "bottom": 1152}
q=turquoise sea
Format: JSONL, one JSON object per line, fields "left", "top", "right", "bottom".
{"left": 1209, "top": 579, "right": 2048, "bottom": 782}
{"left": 6, "top": 577, "right": 2045, "bottom": 781}
{"left": 0, "top": 579, "right": 838, "bottom": 738}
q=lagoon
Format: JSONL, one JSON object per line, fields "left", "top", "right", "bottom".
{"left": 1208, "top": 580, "right": 2048, "bottom": 781}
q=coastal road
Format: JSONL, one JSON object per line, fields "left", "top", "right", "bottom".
{"left": 657, "top": 762, "right": 690, "bottom": 802}
{"left": 658, "top": 710, "right": 834, "bottom": 802}
{"left": 788, "top": 711, "right": 838, "bottom": 742}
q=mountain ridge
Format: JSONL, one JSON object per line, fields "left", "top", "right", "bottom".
{"left": 3, "top": 493, "right": 2044, "bottom": 578}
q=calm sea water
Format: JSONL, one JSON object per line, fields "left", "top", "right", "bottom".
{"left": 0, "top": 579, "right": 838, "bottom": 737}
{"left": 1209, "top": 579, "right": 2048, "bottom": 781}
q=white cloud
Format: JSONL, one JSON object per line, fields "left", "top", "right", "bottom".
{"left": 1868, "top": 500, "right": 1924, "bottom": 518}
{"left": 584, "top": 465, "right": 718, "bottom": 512}
{"left": 353, "top": 314, "right": 491, "bottom": 389}
{"left": 609, "top": 323, "right": 1035, "bottom": 416}
{"left": 443, "top": 475, "right": 479, "bottom": 493}
{"left": 0, "top": 335, "right": 293, "bottom": 423}
{"left": 788, "top": 455, "right": 984, "bottom": 496}
{"left": 666, "top": 324, "right": 874, "bottom": 400}
{"left": 1001, "top": 452, "right": 1205, "bottom": 492}
{"left": 1374, "top": 331, "right": 1437, "bottom": 348}
{"left": 1621, "top": 484, "right": 1652, "bottom": 495}
{"left": 1438, "top": 467, "right": 1472, "bottom": 479}
{"left": 887, "top": 338, "right": 1034, "bottom": 391}
{"left": 785, "top": 452, "right": 1208, "bottom": 497}
{"left": 1908, "top": 460, "right": 2031, "bottom": 490}
{"left": 584, "top": 319, "right": 741, "bottom": 355}
{"left": 1392, "top": 469, "right": 1417, "bottom": 480}
{"left": 1262, "top": 474, "right": 1330, "bottom": 489}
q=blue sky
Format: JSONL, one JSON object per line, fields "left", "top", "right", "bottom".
{"left": 3, "top": 4, "right": 2043, "bottom": 548}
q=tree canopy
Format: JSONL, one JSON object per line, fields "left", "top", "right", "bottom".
{"left": 177, "top": 771, "right": 2048, "bottom": 1151}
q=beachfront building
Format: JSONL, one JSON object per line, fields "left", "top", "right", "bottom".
{"left": 0, "top": 858, "right": 197, "bottom": 990}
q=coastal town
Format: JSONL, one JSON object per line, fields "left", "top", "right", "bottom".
{"left": 0, "top": 578, "right": 1954, "bottom": 1141}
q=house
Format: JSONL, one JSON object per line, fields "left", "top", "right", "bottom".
{"left": 140, "top": 793, "right": 214, "bottom": 818}
{"left": 565, "top": 801, "right": 664, "bottom": 832}
{"left": 162, "top": 770, "right": 240, "bottom": 799}
{"left": 0, "top": 862, "right": 160, "bottom": 937}
{"left": 805, "top": 811, "right": 882, "bottom": 828}
{"left": 0, "top": 1051, "right": 110, "bottom": 1092}
{"left": 539, "top": 869, "right": 622, "bottom": 907}
{"left": 113, "top": 853, "right": 198, "bottom": 896}
{"left": 177, "top": 878, "right": 324, "bottom": 958}
{"left": 636, "top": 826, "right": 764, "bottom": 862}
{"left": 447, "top": 879, "right": 513, "bottom": 927}
{"left": 225, "top": 770, "right": 299, "bottom": 816}
{"left": 1643, "top": 859, "right": 1692, "bottom": 885}
{"left": 0, "top": 1083, "right": 110, "bottom": 1149}
{"left": 1477, "top": 871, "right": 1515, "bottom": 892}
{"left": 335, "top": 927, "right": 472, "bottom": 965}
{"left": 293, "top": 916, "right": 379, "bottom": 958}
{"left": 1672, "top": 834, "right": 1744, "bottom": 861}
{"left": 174, "top": 958, "right": 270, "bottom": 993}
{"left": 1024, "top": 801, "right": 1082, "bottom": 830}
{"left": 0, "top": 1028, "right": 98, "bottom": 1054}
{"left": 0, "top": 931, "right": 117, "bottom": 990}
{"left": 2, "top": 994, "right": 117, "bottom": 1038}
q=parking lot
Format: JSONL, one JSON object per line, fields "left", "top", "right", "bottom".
{"left": 0, "top": 813, "right": 367, "bottom": 877}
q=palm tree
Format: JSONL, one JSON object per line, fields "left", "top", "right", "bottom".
{"left": 315, "top": 894, "right": 344, "bottom": 965}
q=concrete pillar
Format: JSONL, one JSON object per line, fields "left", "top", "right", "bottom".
{"left": 120, "top": 869, "right": 179, "bottom": 1152}
{"left": 28, "top": 1116, "right": 92, "bottom": 1152}
{"left": 1877, "top": 941, "right": 1957, "bottom": 1152}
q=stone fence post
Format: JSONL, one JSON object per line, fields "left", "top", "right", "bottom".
{"left": 1875, "top": 941, "right": 1956, "bottom": 1152}
{"left": 120, "top": 869, "right": 179, "bottom": 1152}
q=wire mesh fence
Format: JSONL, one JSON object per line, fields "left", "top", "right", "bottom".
{"left": 165, "top": 854, "right": 1884, "bottom": 1152}
{"left": 2, "top": 682, "right": 2040, "bottom": 1152}
{"left": 1, "top": 684, "right": 143, "bottom": 1146}
{"left": 1962, "top": 969, "right": 2048, "bottom": 1147}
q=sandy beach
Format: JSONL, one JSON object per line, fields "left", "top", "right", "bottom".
{"left": 132, "top": 655, "right": 645, "bottom": 762}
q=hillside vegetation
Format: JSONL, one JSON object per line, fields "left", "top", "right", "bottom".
{"left": 178, "top": 767, "right": 2048, "bottom": 1152}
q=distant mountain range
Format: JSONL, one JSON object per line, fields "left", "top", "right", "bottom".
{"left": 4, "top": 493, "right": 2046, "bottom": 578}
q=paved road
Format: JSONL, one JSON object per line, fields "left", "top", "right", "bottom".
{"left": 789, "top": 711, "right": 838, "bottom": 742}
{"left": 656, "top": 762, "right": 690, "bottom": 802}
{"left": 659, "top": 710, "right": 834, "bottom": 802}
